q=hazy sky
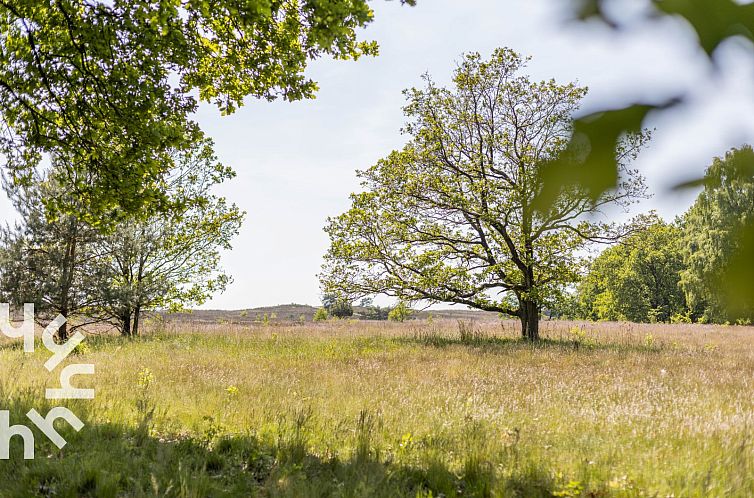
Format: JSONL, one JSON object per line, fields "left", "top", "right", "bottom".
{"left": 2, "top": 0, "right": 754, "bottom": 310}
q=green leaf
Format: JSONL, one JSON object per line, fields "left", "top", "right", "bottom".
{"left": 655, "top": 0, "right": 754, "bottom": 56}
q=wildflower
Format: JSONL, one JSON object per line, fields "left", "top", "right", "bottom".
{"left": 137, "top": 367, "right": 154, "bottom": 389}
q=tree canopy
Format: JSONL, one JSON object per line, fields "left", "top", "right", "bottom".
{"left": 320, "top": 48, "right": 648, "bottom": 340}
{"left": 680, "top": 146, "right": 754, "bottom": 323}
{"left": 577, "top": 215, "right": 688, "bottom": 323}
{"left": 0, "top": 0, "right": 412, "bottom": 223}
{"left": 90, "top": 140, "right": 244, "bottom": 335}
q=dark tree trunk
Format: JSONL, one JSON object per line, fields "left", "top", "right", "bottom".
{"left": 132, "top": 305, "right": 141, "bottom": 336}
{"left": 122, "top": 312, "right": 132, "bottom": 336}
{"left": 519, "top": 299, "right": 539, "bottom": 341}
{"left": 56, "top": 221, "right": 77, "bottom": 342}
{"left": 57, "top": 315, "right": 69, "bottom": 342}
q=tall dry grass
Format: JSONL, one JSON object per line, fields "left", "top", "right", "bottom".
{"left": 0, "top": 318, "right": 751, "bottom": 497}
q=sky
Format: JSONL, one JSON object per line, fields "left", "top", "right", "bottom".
{"left": 2, "top": 0, "right": 754, "bottom": 310}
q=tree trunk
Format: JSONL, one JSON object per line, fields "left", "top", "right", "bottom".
{"left": 57, "top": 221, "right": 77, "bottom": 342}
{"left": 57, "top": 315, "right": 69, "bottom": 342}
{"left": 519, "top": 299, "right": 539, "bottom": 341}
{"left": 132, "top": 305, "right": 141, "bottom": 336}
{"left": 122, "top": 312, "right": 132, "bottom": 336}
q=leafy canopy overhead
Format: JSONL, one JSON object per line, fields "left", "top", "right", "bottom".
{"left": 0, "top": 0, "right": 412, "bottom": 223}
{"left": 321, "top": 48, "right": 648, "bottom": 339}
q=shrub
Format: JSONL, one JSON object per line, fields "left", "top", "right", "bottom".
{"left": 313, "top": 307, "right": 328, "bottom": 321}
{"left": 670, "top": 310, "right": 693, "bottom": 324}
{"left": 363, "top": 305, "right": 390, "bottom": 320}
{"left": 322, "top": 293, "right": 353, "bottom": 318}
{"left": 388, "top": 302, "right": 412, "bottom": 322}
{"left": 328, "top": 300, "right": 353, "bottom": 318}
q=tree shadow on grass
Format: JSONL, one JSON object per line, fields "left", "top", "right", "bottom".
{"left": 395, "top": 331, "right": 662, "bottom": 355}
{"left": 0, "top": 396, "right": 558, "bottom": 498}
{"left": 0, "top": 329, "right": 663, "bottom": 358}
{"left": 0, "top": 333, "right": 121, "bottom": 353}
{"left": 0, "top": 331, "right": 186, "bottom": 354}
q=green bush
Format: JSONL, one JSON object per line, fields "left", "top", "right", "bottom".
{"left": 322, "top": 293, "right": 353, "bottom": 318}
{"left": 388, "top": 302, "right": 412, "bottom": 322}
{"left": 313, "top": 307, "right": 328, "bottom": 321}
{"left": 328, "top": 300, "right": 353, "bottom": 318}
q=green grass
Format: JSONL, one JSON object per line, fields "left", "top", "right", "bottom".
{"left": 0, "top": 319, "right": 752, "bottom": 497}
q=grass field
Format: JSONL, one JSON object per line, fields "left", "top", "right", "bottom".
{"left": 0, "top": 319, "right": 752, "bottom": 497}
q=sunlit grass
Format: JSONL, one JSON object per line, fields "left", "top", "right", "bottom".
{"left": 0, "top": 319, "right": 752, "bottom": 497}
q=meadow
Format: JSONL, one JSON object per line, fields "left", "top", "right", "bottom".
{"left": 0, "top": 318, "right": 752, "bottom": 497}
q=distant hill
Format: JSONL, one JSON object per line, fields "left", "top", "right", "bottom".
{"left": 164, "top": 304, "right": 502, "bottom": 324}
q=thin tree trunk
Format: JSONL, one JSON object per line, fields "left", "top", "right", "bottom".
{"left": 133, "top": 248, "right": 145, "bottom": 337}
{"left": 57, "top": 220, "right": 77, "bottom": 342}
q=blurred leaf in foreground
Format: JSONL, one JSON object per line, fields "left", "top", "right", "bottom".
{"left": 573, "top": 0, "right": 754, "bottom": 56}
{"left": 656, "top": 0, "right": 754, "bottom": 57}
{"left": 546, "top": 0, "right": 754, "bottom": 316}
{"left": 535, "top": 101, "right": 675, "bottom": 209}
